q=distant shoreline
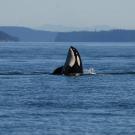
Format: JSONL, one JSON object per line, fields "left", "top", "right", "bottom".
{"left": 0, "top": 26, "right": 135, "bottom": 42}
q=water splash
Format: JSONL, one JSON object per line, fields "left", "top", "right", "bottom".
{"left": 84, "top": 68, "right": 96, "bottom": 75}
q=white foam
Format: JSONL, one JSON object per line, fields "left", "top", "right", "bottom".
{"left": 84, "top": 68, "right": 96, "bottom": 75}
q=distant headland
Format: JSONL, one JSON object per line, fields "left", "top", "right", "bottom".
{"left": 0, "top": 26, "right": 135, "bottom": 42}
{"left": 0, "top": 30, "right": 18, "bottom": 42}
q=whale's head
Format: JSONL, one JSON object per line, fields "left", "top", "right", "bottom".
{"left": 52, "top": 46, "right": 83, "bottom": 75}
{"left": 63, "top": 46, "right": 83, "bottom": 75}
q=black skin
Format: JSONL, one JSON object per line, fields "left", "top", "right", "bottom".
{"left": 52, "top": 46, "right": 83, "bottom": 76}
{"left": 53, "top": 66, "right": 63, "bottom": 75}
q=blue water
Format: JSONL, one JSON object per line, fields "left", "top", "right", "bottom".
{"left": 0, "top": 42, "right": 135, "bottom": 135}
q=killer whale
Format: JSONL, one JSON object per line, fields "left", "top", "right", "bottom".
{"left": 53, "top": 46, "right": 83, "bottom": 75}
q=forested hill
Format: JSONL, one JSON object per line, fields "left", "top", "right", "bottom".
{"left": 0, "top": 26, "right": 57, "bottom": 42}
{"left": 0, "top": 31, "right": 18, "bottom": 42}
{"left": 55, "top": 30, "right": 135, "bottom": 42}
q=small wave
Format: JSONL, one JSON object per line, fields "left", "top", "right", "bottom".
{"left": 0, "top": 70, "right": 135, "bottom": 76}
{"left": 84, "top": 67, "right": 135, "bottom": 76}
{"left": 98, "top": 71, "right": 135, "bottom": 75}
{"left": 0, "top": 71, "right": 49, "bottom": 76}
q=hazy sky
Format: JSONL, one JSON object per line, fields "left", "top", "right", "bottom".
{"left": 0, "top": 0, "right": 135, "bottom": 29}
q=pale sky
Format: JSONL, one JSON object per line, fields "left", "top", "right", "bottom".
{"left": 0, "top": 0, "right": 135, "bottom": 29}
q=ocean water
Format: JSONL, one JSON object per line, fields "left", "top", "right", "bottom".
{"left": 0, "top": 42, "right": 135, "bottom": 135}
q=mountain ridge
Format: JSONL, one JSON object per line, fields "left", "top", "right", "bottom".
{"left": 37, "top": 24, "right": 115, "bottom": 32}
{"left": 0, "top": 26, "right": 135, "bottom": 42}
